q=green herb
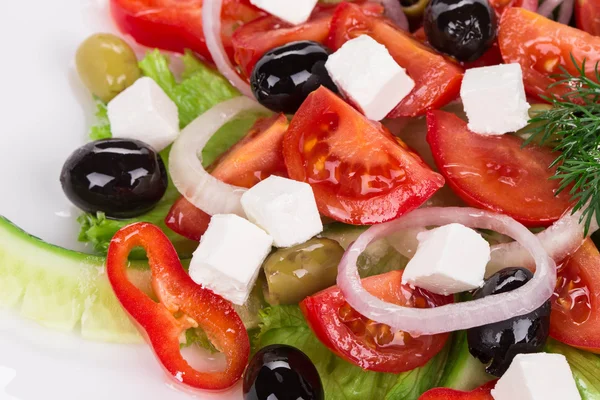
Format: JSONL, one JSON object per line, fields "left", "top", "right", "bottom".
{"left": 524, "top": 56, "right": 600, "bottom": 234}
{"left": 253, "top": 305, "right": 449, "bottom": 400}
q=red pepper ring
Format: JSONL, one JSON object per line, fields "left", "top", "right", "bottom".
{"left": 106, "top": 222, "right": 250, "bottom": 391}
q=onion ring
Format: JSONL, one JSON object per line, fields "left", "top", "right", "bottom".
{"left": 537, "top": 0, "right": 564, "bottom": 18}
{"left": 376, "top": 0, "right": 410, "bottom": 30}
{"left": 169, "top": 97, "right": 269, "bottom": 216}
{"left": 202, "top": 0, "right": 254, "bottom": 98}
{"left": 337, "top": 207, "right": 555, "bottom": 335}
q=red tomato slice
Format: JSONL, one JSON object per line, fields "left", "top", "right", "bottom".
{"left": 283, "top": 87, "right": 445, "bottom": 225}
{"left": 231, "top": 2, "right": 383, "bottom": 77}
{"left": 499, "top": 8, "right": 600, "bottom": 100}
{"left": 326, "top": 3, "right": 463, "bottom": 117}
{"left": 426, "top": 110, "right": 573, "bottom": 227}
{"left": 300, "top": 270, "right": 452, "bottom": 373}
{"left": 576, "top": 0, "right": 600, "bottom": 36}
{"left": 165, "top": 114, "right": 289, "bottom": 241}
{"left": 551, "top": 239, "right": 600, "bottom": 353}
{"left": 110, "top": 0, "right": 265, "bottom": 62}
{"left": 419, "top": 381, "right": 496, "bottom": 400}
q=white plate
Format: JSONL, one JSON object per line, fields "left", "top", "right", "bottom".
{"left": 0, "top": 1, "right": 239, "bottom": 398}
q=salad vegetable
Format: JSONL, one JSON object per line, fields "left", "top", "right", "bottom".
{"left": 107, "top": 222, "right": 250, "bottom": 390}
{"left": 9, "top": 0, "right": 600, "bottom": 397}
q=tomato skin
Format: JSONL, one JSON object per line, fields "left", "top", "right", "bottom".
{"left": 110, "top": 0, "right": 264, "bottom": 61}
{"left": 426, "top": 110, "right": 573, "bottom": 227}
{"left": 300, "top": 271, "right": 452, "bottom": 373}
{"left": 283, "top": 86, "right": 444, "bottom": 225}
{"left": 419, "top": 381, "right": 496, "bottom": 400}
{"left": 231, "top": 2, "right": 383, "bottom": 77}
{"left": 327, "top": 3, "right": 463, "bottom": 117}
{"left": 550, "top": 239, "right": 600, "bottom": 353}
{"left": 165, "top": 114, "right": 288, "bottom": 241}
{"left": 499, "top": 7, "right": 600, "bottom": 101}
{"left": 576, "top": 0, "right": 600, "bottom": 36}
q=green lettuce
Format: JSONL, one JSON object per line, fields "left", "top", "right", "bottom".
{"left": 78, "top": 51, "right": 265, "bottom": 257}
{"left": 253, "top": 305, "right": 449, "bottom": 400}
{"left": 546, "top": 339, "right": 600, "bottom": 399}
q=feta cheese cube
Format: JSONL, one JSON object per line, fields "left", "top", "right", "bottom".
{"left": 401, "top": 223, "right": 489, "bottom": 295}
{"left": 492, "top": 353, "right": 580, "bottom": 400}
{"left": 188, "top": 214, "right": 273, "bottom": 305}
{"left": 249, "top": 0, "right": 318, "bottom": 25}
{"left": 325, "top": 35, "right": 415, "bottom": 121}
{"left": 460, "top": 63, "right": 531, "bottom": 135}
{"left": 241, "top": 176, "right": 323, "bottom": 248}
{"left": 107, "top": 77, "right": 179, "bottom": 152}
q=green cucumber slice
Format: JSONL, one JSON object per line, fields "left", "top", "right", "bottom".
{"left": 439, "top": 331, "right": 494, "bottom": 391}
{"left": 0, "top": 215, "right": 145, "bottom": 343}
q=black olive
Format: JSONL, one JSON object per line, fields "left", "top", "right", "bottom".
{"left": 243, "top": 344, "right": 324, "bottom": 400}
{"left": 467, "top": 267, "right": 551, "bottom": 377}
{"left": 251, "top": 41, "right": 339, "bottom": 114}
{"left": 60, "top": 138, "right": 168, "bottom": 219}
{"left": 424, "top": 0, "right": 497, "bottom": 62}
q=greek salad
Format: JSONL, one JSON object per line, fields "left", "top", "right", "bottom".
{"left": 4, "top": 0, "right": 600, "bottom": 399}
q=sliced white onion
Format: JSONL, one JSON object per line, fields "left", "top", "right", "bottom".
{"left": 376, "top": 0, "right": 410, "bottom": 31}
{"left": 557, "top": 0, "right": 575, "bottom": 24}
{"left": 202, "top": 0, "right": 254, "bottom": 98}
{"left": 169, "top": 97, "right": 270, "bottom": 216}
{"left": 537, "top": 0, "right": 564, "bottom": 18}
{"left": 337, "top": 207, "right": 555, "bottom": 336}
{"left": 487, "top": 208, "right": 598, "bottom": 275}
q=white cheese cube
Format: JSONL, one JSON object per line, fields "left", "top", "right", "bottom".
{"left": 107, "top": 77, "right": 179, "bottom": 152}
{"left": 401, "top": 223, "right": 489, "bottom": 295}
{"left": 325, "top": 35, "right": 415, "bottom": 121}
{"left": 492, "top": 353, "right": 580, "bottom": 400}
{"left": 241, "top": 176, "right": 323, "bottom": 248}
{"left": 189, "top": 214, "right": 273, "bottom": 305}
{"left": 249, "top": 0, "right": 318, "bottom": 25}
{"left": 460, "top": 63, "right": 531, "bottom": 135}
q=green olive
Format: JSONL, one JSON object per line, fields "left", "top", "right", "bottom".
{"left": 513, "top": 104, "right": 557, "bottom": 146}
{"left": 263, "top": 238, "right": 344, "bottom": 305}
{"left": 76, "top": 33, "right": 141, "bottom": 103}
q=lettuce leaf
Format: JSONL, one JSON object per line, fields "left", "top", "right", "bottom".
{"left": 253, "top": 305, "right": 449, "bottom": 400}
{"left": 139, "top": 50, "right": 241, "bottom": 127}
{"left": 78, "top": 51, "right": 263, "bottom": 257}
{"left": 546, "top": 339, "right": 600, "bottom": 399}
{"left": 89, "top": 101, "right": 111, "bottom": 140}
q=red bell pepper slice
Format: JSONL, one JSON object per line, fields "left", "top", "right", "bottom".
{"left": 107, "top": 222, "right": 249, "bottom": 391}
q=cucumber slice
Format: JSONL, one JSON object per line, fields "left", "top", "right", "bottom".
{"left": 439, "top": 331, "right": 494, "bottom": 391}
{"left": 0, "top": 215, "right": 145, "bottom": 343}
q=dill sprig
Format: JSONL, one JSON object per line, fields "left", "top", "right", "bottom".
{"left": 524, "top": 55, "right": 600, "bottom": 233}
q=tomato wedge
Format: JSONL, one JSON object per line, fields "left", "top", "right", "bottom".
{"left": 110, "top": 0, "right": 265, "bottom": 62}
{"left": 231, "top": 2, "right": 383, "bottom": 77}
{"left": 326, "top": 2, "right": 463, "bottom": 117}
{"left": 426, "top": 110, "right": 573, "bottom": 227}
{"left": 283, "top": 87, "right": 444, "bottom": 225}
{"left": 300, "top": 270, "right": 452, "bottom": 373}
{"left": 107, "top": 222, "right": 249, "bottom": 390}
{"left": 166, "top": 114, "right": 289, "bottom": 241}
{"left": 419, "top": 381, "right": 496, "bottom": 400}
{"left": 576, "top": 0, "right": 600, "bottom": 36}
{"left": 551, "top": 239, "right": 600, "bottom": 353}
{"left": 499, "top": 8, "right": 600, "bottom": 100}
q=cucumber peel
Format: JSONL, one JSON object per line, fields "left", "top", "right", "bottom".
{"left": 0, "top": 215, "right": 146, "bottom": 343}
